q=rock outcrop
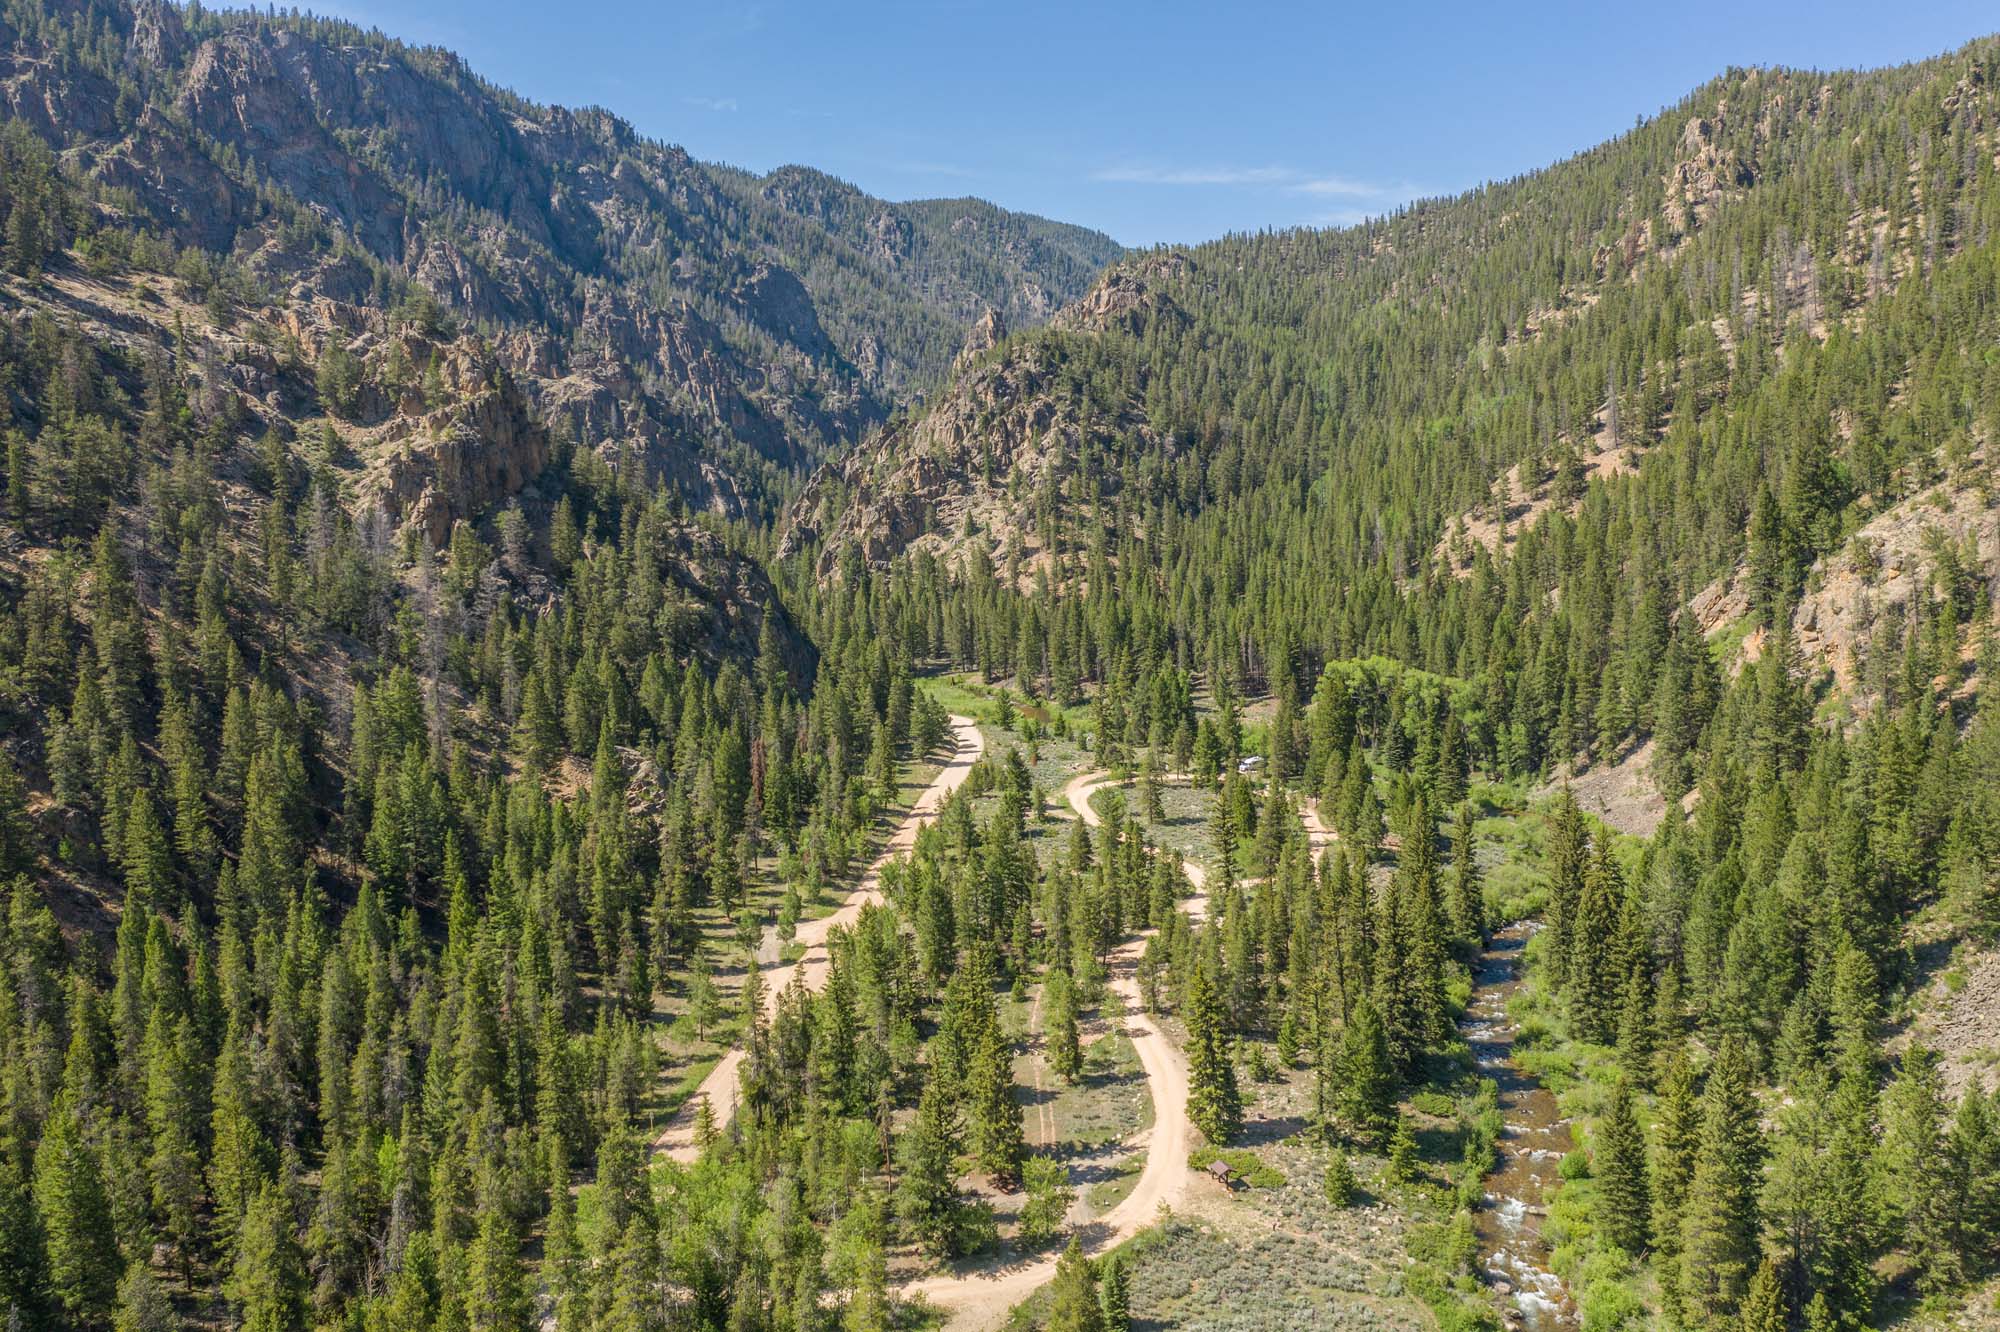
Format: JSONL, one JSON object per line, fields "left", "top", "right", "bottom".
{"left": 1666, "top": 109, "right": 1755, "bottom": 229}
{"left": 375, "top": 372, "right": 552, "bottom": 547}
{"left": 0, "top": 0, "right": 1120, "bottom": 532}
{"left": 781, "top": 333, "right": 1173, "bottom": 580}
{"left": 1793, "top": 481, "right": 2000, "bottom": 702}
{"left": 1049, "top": 251, "right": 1194, "bottom": 337}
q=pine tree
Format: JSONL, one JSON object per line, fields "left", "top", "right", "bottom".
{"left": 1568, "top": 840, "right": 1625, "bottom": 1044}
{"left": 1678, "top": 1042, "right": 1764, "bottom": 1327}
{"left": 1137, "top": 749, "right": 1163, "bottom": 823}
{"left": 1544, "top": 791, "right": 1588, "bottom": 993}
{"left": 896, "top": 1077, "right": 964, "bottom": 1259}
{"left": 1045, "top": 1240, "right": 1105, "bottom": 1332}
{"left": 1651, "top": 1052, "right": 1700, "bottom": 1316}
{"left": 1954, "top": 1083, "right": 2000, "bottom": 1279}
{"left": 1327, "top": 995, "right": 1394, "bottom": 1136}
{"left": 1615, "top": 956, "right": 1655, "bottom": 1087}
{"left": 686, "top": 943, "right": 720, "bottom": 1042}
{"left": 1017, "top": 1156, "right": 1076, "bottom": 1247}
{"left": 465, "top": 1203, "right": 529, "bottom": 1332}
{"left": 1763, "top": 1066, "right": 1876, "bottom": 1320}
{"left": 33, "top": 1102, "right": 120, "bottom": 1325}
{"left": 1046, "top": 967, "right": 1083, "bottom": 1084}
{"left": 0, "top": 1130, "right": 50, "bottom": 1328}
{"left": 120, "top": 788, "right": 176, "bottom": 911}
{"left": 227, "top": 1175, "right": 306, "bottom": 1332}
{"left": 1737, "top": 1256, "right": 1787, "bottom": 1332}
{"left": 1183, "top": 961, "right": 1241, "bottom": 1144}
{"left": 1879, "top": 1045, "right": 1966, "bottom": 1294}
{"left": 967, "top": 1023, "right": 1025, "bottom": 1188}
{"left": 1208, "top": 786, "right": 1237, "bottom": 887}
{"left": 1594, "top": 1078, "right": 1650, "bottom": 1255}
{"left": 113, "top": 1264, "right": 178, "bottom": 1332}
{"left": 1099, "top": 1251, "right": 1131, "bottom": 1332}
{"left": 146, "top": 1017, "right": 206, "bottom": 1281}
{"left": 1446, "top": 802, "right": 1485, "bottom": 947}
{"left": 207, "top": 1023, "right": 270, "bottom": 1244}
{"left": 1387, "top": 1114, "right": 1418, "bottom": 1183}
{"left": 1323, "top": 1152, "right": 1356, "bottom": 1207}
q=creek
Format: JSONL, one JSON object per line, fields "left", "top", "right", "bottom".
{"left": 1462, "top": 921, "right": 1577, "bottom": 1329}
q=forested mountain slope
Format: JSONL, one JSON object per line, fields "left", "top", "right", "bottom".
{"left": 0, "top": 6, "right": 1117, "bottom": 1323}
{"left": 0, "top": 0, "right": 1118, "bottom": 522}
{"left": 4, "top": 5, "right": 2000, "bottom": 1331}
{"left": 772, "top": 37, "right": 2000, "bottom": 1329}
{"left": 789, "top": 42, "right": 2000, "bottom": 732}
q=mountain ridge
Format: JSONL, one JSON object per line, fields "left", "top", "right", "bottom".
{"left": 0, "top": 0, "right": 1120, "bottom": 527}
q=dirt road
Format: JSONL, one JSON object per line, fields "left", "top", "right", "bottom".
{"left": 1300, "top": 796, "right": 1338, "bottom": 859}
{"left": 654, "top": 715, "right": 985, "bottom": 1161}
{"left": 903, "top": 770, "right": 1210, "bottom": 1331}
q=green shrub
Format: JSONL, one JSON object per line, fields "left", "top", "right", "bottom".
{"left": 1405, "top": 1260, "right": 1503, "bottom": 1332}
{"left": 1407, "top": 1208, "right": 1480, "bottom": 1274}
{"left": 1580, "top": 1278, "right": 1646, "bottom": 1330}
{"left": 1186, "top": 1146, "right": 1284, "bottom": 1189}
{"left": 1323, "top": 1153, "right": 1356, "bottom": 1207}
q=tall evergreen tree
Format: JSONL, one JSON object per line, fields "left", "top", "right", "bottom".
{"left": 967, "top": 1023, "right": 1026, "bottom": 1188}
{"left": 896, "top": 1077, "right": 965, "bottom": 1259}
{"left": 1183, "top": 961, "right": 1241, "bottom": 1144}
{"left": 1595, "top": 1077, "right": 1651, "bottom": 1256}
{"left": 228, "top": 1179, "right": 307, "bottom": 1332}
{"left": 32, "top": 1102, "right": 120, "bottom": 1326}
{"left": 1326, "top": 996, "right": 1394, "bottom": 1137}
{"left": 1678, "top": 1043, "right": 1765, "bottom": 1327}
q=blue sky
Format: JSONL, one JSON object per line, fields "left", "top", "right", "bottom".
{"left": 315, "top": 0, "right": 1999, "bottom": 246}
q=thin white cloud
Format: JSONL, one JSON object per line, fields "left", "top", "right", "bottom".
{"left": 1093, "top": 164, "right": 1298, "bottom": 186}
{"left": 1093, "top": 162, "right": 1424, "bottom": 202}
{"left": 683, "top": 95, "right": 739, "bottom": 113}
{"left": 1293, "top": 174, "right": 1398, "bottom": 198}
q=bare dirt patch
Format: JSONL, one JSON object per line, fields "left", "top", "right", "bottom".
{"left": 1435, "top": 436, "right": 1638, "bottom": 575}
{"left": 1907, "top": 945, "right": 2000, "bottom": 1098}
{"left": 1536, "top": 740, "right": 1667, "bottom": 838}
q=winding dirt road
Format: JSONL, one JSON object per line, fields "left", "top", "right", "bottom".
{"left": 659, "top": 749, "right": 1311, "bottom": 1328}
{"left": 654, "top": 715, "right": 986, "bottom": 1161}
{"left": 901, "top": 770, "right": 1211, "bottom": 1331}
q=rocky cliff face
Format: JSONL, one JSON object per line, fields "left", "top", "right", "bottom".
{"left": 376, "top": 368, "right": 551, "bottom": 547}
{"left": 1683, "top": 472, "right": 2000, "bottom": 718}
{"left": 1047, "top": 250, "right": 1193, "bottom": 337}
{"left": 0, "top": 0, "right": 1118, "bottom": 534}
{"left": 1793, "top": 480, "right": 2000, "bottom": 704}
{"left": 779, "top": 256, "right": 1195, "bottom": 578}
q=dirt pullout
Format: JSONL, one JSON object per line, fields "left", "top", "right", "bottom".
{"left": 905, "top": 771, "right": 1209, "bottom": 1331}
{"left": 654, "top": 715, "right": 985, "bottom": 1160}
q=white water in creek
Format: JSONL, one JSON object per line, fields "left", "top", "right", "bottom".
{"left": 1463, "top": 921, "right": 1578, "bottom": 1329}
